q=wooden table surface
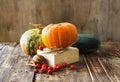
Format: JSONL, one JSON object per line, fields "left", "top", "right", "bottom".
{"left": 0, "top": 42, "right": 120, "bottom": 82}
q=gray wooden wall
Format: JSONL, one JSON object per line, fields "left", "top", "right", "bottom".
{"left": 0, "top": 0, "right": 120, "bottom": 42}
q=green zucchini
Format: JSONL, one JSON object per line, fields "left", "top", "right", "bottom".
{"left": 72, "top": 34, "right": 100, "bottom": 54}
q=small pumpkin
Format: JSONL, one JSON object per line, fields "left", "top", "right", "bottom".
{"left": 32, "top": 54, "right": 47, "bottom": 64}
{"left": 20, "top": 23, "right": 43, "bottom": 57}
{"left": 41, "top": 22, "right": 78, "bottom": 48}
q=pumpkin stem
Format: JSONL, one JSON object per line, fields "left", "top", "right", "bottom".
{"left": 29, "top": 22, "right": 43, "bottom": 29}
{"left": 29, "top": 22, "right": 43, "bottom": 34}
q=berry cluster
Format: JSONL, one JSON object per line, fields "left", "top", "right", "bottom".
{"left": 33, "top": 62, "right": 76, "bottom": 74}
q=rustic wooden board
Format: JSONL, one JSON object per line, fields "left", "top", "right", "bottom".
{"left": 0, "top": 42, "right": 120, "bottom": 82}
{"left": 99, "top": 42, "right": 120, "bottom": 81}
{"left": 0, "top": 43, "right": 34, "bottom": 82}
{"left": 0, "top": 0, "right": 120, "bottom": 42}
{"left": 35, "top": 42, "right": 120, "bottom": 82}
{"left": 35, "top": 55, "right": 92, "bottom": 82}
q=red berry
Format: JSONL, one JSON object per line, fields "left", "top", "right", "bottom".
{"left": 42, "top": 63, "right": 47, "bottom": 67}
{"left": 48, "top": 67, "right": 53, "bottom": 71}
{"left": 39, "top": 45, "right": 44, "bottom": 50}
{"left": 70, "top": 64, "right": 76, "bottom": 69}
{"left": 41, "top": 64, "right": 47, "bottom": 69}
{"left": 53, "top": 64, "right": 61, "bottom": 71}
{"left": 41, "top": 68, "right": 47, "bottom": 73}
{"left": 35, "top": 64, "right": 41, "bottom": 69}
{"left": 55, "top": 65, "right": 61, "bottom": 71}
{"left": 33, "top": 69, "right": 39, "bottom": 73}
{"left": 48, "top": 69, "right": 53, "bottom": 74}
{"left": 55, "top": 64, "right": 59, "bottom": 66}
{"left": 62, "top": 62, "right": 67, "bottom": 67}
{"left": 53, "top": 67, "right": 57, "bottom": 72}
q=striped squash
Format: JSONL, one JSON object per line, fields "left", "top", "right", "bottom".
{"left": 20, "top": 29, "right": 41, "bottom": 57}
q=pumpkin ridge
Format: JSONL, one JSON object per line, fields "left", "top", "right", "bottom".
{"left": 58, "top": 26, "right": 65, "bottom": 48}
{"left": 46, "top": 26, "right": 51, "bottom": 48}
{"left": 66, "top": 25, "right": 72, "bottom": 46}
{"left": 42, "top": 26, "right": 50, "bottom": 47}
{"left": 51, "top": 26, "right": 59, "bottom": 48}
{"left": 62, "top": 25, "right": 69, "bottom": 47}
{"left": 69, "top": 24, "right": 78, "bottom": 45}
{"left": 47, "top": 27, "right": 54, "bottom": 47}
{"left": 58, "top": 26, "right": 62, "bottom": 48}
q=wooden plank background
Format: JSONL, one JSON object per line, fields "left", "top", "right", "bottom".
{"left": 0, "top": 0, "right": 120, "bottom": 42}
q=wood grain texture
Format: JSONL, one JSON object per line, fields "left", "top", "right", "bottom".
{"left": 0, "top": 0, "right": 120, "bottom": 42}
{"left": 0, "top": 43, "right": 34, "bottom": 82}
{"left": 35, "top": 42, "right": 120, "bottom": 82}
{"left": 0, "top": 42, "right": 120, "bottom": 82}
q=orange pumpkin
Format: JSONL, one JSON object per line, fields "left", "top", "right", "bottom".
{"left": 41, "top": 22, "right": 78, "bottom": 48}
